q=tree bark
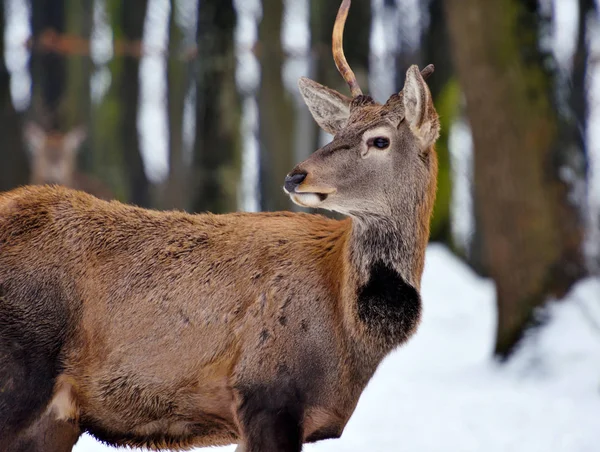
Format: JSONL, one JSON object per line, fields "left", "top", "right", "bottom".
{"left": 258, "top": 0, "right": 296, "bottom": 211}
{"left": 192, "top": 0, "right": 240, "bottom": 214}
{"left": 421, "top": 0, "right": 455, "bottom": 244}
{"left": 65, "top": 0, "right": 93, "bottom": 171}
{"left": 120, "top": 0, "right": 150, "bottom": 207}
{"left": 444, "top": 0, "right": 587, "bottom": 357}
{"left": 570, "top": 0, "right": 595, "bottom": 158}
{"left": 0, "top": 1, "right": 29, "bottom": 191}
{"left": 30, "top": 0, "right": 66, "bottom": 128}
{"left": 164, "top": 2, "right": 188, "bottom": 210}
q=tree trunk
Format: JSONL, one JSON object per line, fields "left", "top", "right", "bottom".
{"left": 567, "top": 0, "right": 596, "bottom": 269}
{"left": 30, "top": 0, "right": 66, "bottom": 128}
{"left": 570, "top": 0, "right": 595, "bottom": 158}
{"left": 192, "top": 0, "right": 240, "bottom": 214}
{"left": 164, "top": 2, "right": 188, "bottom": 210}
{"left": 120, "top": 0, "right": 150, "bottom": 207}
{"left": 65, "top": 0, "right": 93, "bottom": 171}
{"left": 421, "top": 0, "right": 455, "bottom": 244}
{"left": 0, "top": 2, "right": 29, "bottom": 191}
{"left": 258, "top": 0, "right": 296, "bottom": 211}
{"left": 444, "top": 0, "right": 587, "bottom": 357}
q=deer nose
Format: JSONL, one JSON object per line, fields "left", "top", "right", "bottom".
{"left": 284, "top": 172, "right": 307, "bottom": 193}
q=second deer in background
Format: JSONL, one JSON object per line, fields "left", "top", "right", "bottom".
{"left": 24, "top": 122, "right": 114, "bottom": 200}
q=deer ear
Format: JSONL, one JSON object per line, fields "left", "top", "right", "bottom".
{"left": 402, "top": 65, "right": 439, "bottom": 148}
{"left": 64, "top": 126, "right": 87, "bottom": 153}
{"left": 298, "top": 77, "right": 351, "bottom": 135}
{"left": 23, "top": 121, "right": 46, "bottom": 155}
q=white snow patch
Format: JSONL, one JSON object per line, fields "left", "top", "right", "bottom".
{"left": 75, "top": 244, "right": 600, "bottom": 452}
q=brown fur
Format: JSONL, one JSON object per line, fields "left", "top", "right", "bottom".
{"left": 1, "top": 26, "right": 439, "bottom": 452}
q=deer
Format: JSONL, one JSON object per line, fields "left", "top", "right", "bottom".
{"left": 0, "top": 1, "right": 439, "bottom": 451}
{"left": 24, "top": 121, "right": 114, "bottom": 200}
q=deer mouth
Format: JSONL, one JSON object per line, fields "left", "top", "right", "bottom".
{"left": 289, "top": 192, "right": 327, "bottom": 208}
{"left": 288, "top": 186, "right": 336, "bottom": 207}
{"left": 283, "top": 180, "right": 336, "bottom": 207}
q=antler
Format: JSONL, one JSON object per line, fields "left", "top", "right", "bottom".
{"left": 332, "top": 0, "right": 362, "bottom": 97}
{"left": 420, "top": 64, "right": 435, "bottom": 81}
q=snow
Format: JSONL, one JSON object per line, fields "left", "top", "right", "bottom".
{"left": 74, "top": 244, "right": 600, "bottom": 452}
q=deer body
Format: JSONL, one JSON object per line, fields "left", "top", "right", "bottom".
{"left": 0, "top": 184, "right": 426, "bottom": 450}
{"left": 1, "top": 2, "right": 439, "bottom": 451}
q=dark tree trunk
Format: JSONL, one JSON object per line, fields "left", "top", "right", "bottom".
{"left": 570, "top": 0, "right": 595, "bottom": 158}
{"left": 65, "top": 0, "right": 93, "bottom": 171}
{"left": 120, "top": 0, "right": 150, "bottom": 207}
{"left": 192, "top": 0, "right": 240, "bottom": 214}
{"left": 30, "top": 0, "right": 66, "bottom": 128}
{"left": 572, "top": 0, "right": 598, "bottom": 271}
{"left": 258, "top": 0, "right": 296, "bottom": 211}
{"left": 394, "top": 1, "right": 424, "bottom": 87}
{"left": 164, "top": 2, "right": 188, "bottom": 210}
{"left": 561, "top": 0, "right": 596, "bottom": 249}
{"left": 444, "top": 0, "right": 587, "bottom": 357}
{"left": 0, "top": 2, "right": 29, "bottom": 191}
{"left": 421, "top": 0, "right": 455, "bottom": 244}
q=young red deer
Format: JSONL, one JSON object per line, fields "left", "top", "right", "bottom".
{"left": 24, "top": 122, "right": 114, "bottom": 200}
{"left": 0, "top": 1, "right": 439, "bottom": 451}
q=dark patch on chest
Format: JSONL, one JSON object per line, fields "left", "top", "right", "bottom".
{"left": 356, "top": 261, "right": 421, "bottom": 345}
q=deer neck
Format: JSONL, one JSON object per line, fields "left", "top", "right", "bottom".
{"left": 338, "top": 206, "right": 430, "bottom": 351}
{"left": 347, "top": 207, "right": 430, "bottom": 292}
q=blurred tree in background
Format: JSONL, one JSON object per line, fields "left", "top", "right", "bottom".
{"left": 444, "top": 0, "right": 591, "bottom": 356}
{"left": 259, "top": 0, "right": 295, "bottom": 211}
{"left": 0, "top": 0, "right": 597, "bottom": 360}
{"left": 193, "top": 0, "right": 240, "bottom": 214}
{"left": 119, "top": 0, "right": 151, "bottom": 207}
{"left": 0, "top": 2, "right": 28, "bottom": 191}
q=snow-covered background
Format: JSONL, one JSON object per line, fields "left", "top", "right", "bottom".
{"left": 75, "top": 244, "right": 600, "bottom": 452}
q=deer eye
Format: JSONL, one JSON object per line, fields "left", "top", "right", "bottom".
{"left": 371, "top": 137, "right": 389, "bottom": 150}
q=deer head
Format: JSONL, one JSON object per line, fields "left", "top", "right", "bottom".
{"left": 284, "top": 0, "right": 439, "bottom": 221}
{"left": 24, "top": 122, "right": 87, "bottom": 186}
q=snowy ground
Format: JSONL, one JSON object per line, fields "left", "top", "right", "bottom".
{"left": 75, "top": 244, "right": 600, "bottom": 452}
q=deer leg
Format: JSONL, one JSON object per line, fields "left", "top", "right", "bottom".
{"left": 0, "top": 325, "right": 58, "bottom": 450}
{"left": 235, "top": 385, "right": 304, "bottom": 452}
{"left": 0, "top": 290, "right": 73, "bottom": 451}
{"left": 8, "top": 411, "right": 80, "bottom": 452}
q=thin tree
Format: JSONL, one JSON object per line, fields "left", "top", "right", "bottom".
{"left": 258, "top": 0, "right": 296, "bottom": 211}
{"left": 444, "top": 0, "right": 588, "bottom": 357}
{"left": 119, "top": 0, "right": 150, "bottom": 207}
{"left": 0, "top": 1, "right": 29, "bottom": 191}
{"left": 421, "top": 0, "right": 456, "bottom": 244}
{"left": 65, "top": 0, "right": 93, "bottom": 169}
{"left": 29, "top": 0, "right": 66, "bottom": 128}
{"left": 192, "top": 0, "right": 240, "bottom": 214}
{"left": 164, "top": 1, "right": 188, "bottom": 210}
